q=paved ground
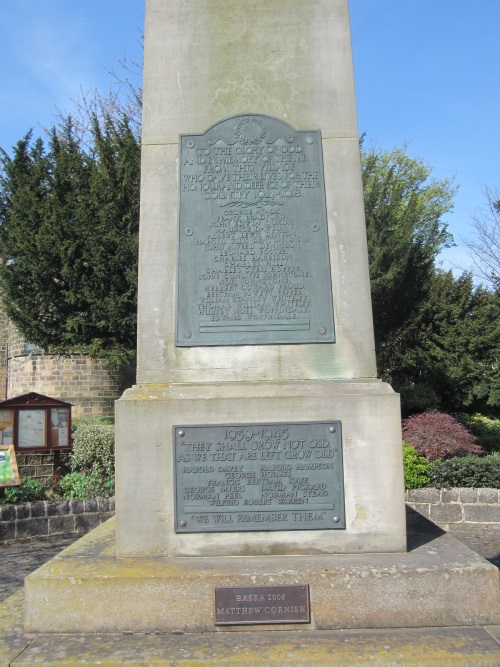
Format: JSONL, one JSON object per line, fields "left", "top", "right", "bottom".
{"left": 0, "top": 537, "right": 77, "bottom": 603}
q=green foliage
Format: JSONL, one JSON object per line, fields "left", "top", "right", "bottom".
{"left": 0, "top": 115, "right": 140, "bottom": 368}
{"left": 56, "top": 471, "right": 114, "bottom": 499}
{"left": 70, "top": 418, "right": 115, "bottom": 478}
{"left": 457, "top": 414, "right": 500, "bottom": 453}
{"left": 428, "top": 453, "right": 500, "bottom": 488}
{"left": 399, "top": 272, "right": 500, "bottom": 413}
{"left": 3, "top": 477, "right": 46, "bottom": 503}
{"left": 402, "top": 442, "right": 431, "bottom": 489}
{"left": 362, "top": 144, "right": 456, "bottom": 385}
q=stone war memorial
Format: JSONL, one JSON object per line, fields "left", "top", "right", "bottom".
{"left": 25, "top": 0, "right": 500, "bottom": 641}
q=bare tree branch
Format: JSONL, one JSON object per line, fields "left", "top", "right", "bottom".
{"left": 463, "top": 185, "right": 500, "bottom": 289}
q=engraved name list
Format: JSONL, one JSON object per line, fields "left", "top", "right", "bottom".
{"left": 176, "top": 115, "right": 335, "bottom": 346}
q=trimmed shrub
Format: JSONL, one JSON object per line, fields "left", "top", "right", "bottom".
{"left": 403, "top": 442, "right": 431, "bottom": 489}
{"left": 70, "top": 418, "right": 115, "bottom": 478}
{"left": 3, "top": 477, "right": 46, "bottom": 503}
{"left": 402, "top": 410, "right": 484, "bottom": 461}
{"left": 429, "top": 453, "right": 500, "bottom": 488}
{"left": 456, "top": 414, "right": 500, "bottom": 454}
{"left": 56, "top": 471, "right": 115, "bottom": 499}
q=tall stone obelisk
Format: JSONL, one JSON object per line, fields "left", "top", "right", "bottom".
{"left": 24, "top": 0, "right": 500, "bottom": 638}
{"left": 115, "top": 0, "right": 406, "bottom": 558}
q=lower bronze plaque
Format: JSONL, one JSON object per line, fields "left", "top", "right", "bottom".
{"left": 215, "top": 585, "right": 310, "bottom": 625}
{"left": 174, "top": 421, "right": 345, "bottom": 532}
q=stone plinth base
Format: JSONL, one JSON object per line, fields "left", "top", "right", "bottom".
{"left": 25, "top": 518, "right": 500, "bottom": 634}
{"left": 115, "top": 380, "right": 406, "bottom": 557}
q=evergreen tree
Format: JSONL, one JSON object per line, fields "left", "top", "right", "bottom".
{"left": 0, "top": 116, "right": 140, "bottom": 367}
{"left": 396, "top": 271, "right": 500, "bottom": 414}
{"left": 361, "top": 144, "right": 457, "bottom": 382}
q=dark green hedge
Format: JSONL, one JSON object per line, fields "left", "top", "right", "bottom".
{"left": 428, "top": 454, "right": 500, "bottom": 488}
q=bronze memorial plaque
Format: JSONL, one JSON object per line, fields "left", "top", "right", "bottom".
{"left": 215, "top": 585, "right": 310, "bottom": 625}
{"left": 176, "top": 114, "right": 335, "bottom": 346}
{"left": 174, "top": 421, "right": 345, "bottom": 532}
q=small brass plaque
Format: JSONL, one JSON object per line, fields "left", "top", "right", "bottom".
{"left": 177, "top": 114, "right": 335, "bottom": 346}
{"left": 174, "top": 421, "right": 345, "bottom": 532}
{"left": 215, "top": 585, "right": 310, "bottom": 625}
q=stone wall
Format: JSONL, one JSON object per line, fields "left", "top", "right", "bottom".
{"left": 7, "top": 353, "right": 134, "bottom": 417}
{"left": 2, "top": 317, "right": 135, "bottom": 418}
{"left": 1, "top": 491, "right": 498, "bottom": 546}
{"left": 15, "top": 452, "right": 58, "bottom": 487}
{"left": 0, "top": 498, "right": 114, "bottom": 545}
{"left": 406, "top": 488, "right": 500, "bottom": 540}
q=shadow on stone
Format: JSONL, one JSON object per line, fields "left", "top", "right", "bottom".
{"left": 406, "top": 505, "right": 445, "bottom": 552}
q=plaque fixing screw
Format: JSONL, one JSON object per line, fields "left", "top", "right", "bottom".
{"left": 319, "top": 326, "right": 327, "bottom": 335}
{"left": 184, "top": 331, "right": 192, "bottom": 339}
{"left": 186, "top": 140, "right": 194, "bottom": 148}
{"left": 311, "top": 223, "right": 320, "bottom": 232}
{"left": 185, "top": 228, "right": 193, "bottom": 236}
{"left": 178, "top": 430, "right": 185, "bottom": 437}
{"left": 333, "top": 516, "right": 340, "bottom": 523}
{"left": 329, "top": 426, "right": 336, "bottom": 433}
{"left": 305, "top": 136, "right": 314, "bottom": 144}
{"left": 180, "top": 520, "right": 187, "bottom": 527}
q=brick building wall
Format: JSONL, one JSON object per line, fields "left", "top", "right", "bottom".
{"left": 0, "top": 303, "right": 134, "bottom": 418}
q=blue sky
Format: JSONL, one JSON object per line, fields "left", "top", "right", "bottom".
{"left": 0, "top": 1, "right": 498, "bottom": 275}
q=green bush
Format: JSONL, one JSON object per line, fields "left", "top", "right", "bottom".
{"left": 3, "top": 477, "right": 46, "bottom": 503}
{"left": 456, "top": 414, "right": 500, "bottom": 453}
{"left": 403, "top": 442, "right": 431, "bottom": 489}
{"left": 428, "top": 453, "right": 500, "bottom": 488}
{"left": 70, "top": 418, "right": 115, "bottom": 478}
{"left": 56, "top": 471, "right": 115, "bottom": 499}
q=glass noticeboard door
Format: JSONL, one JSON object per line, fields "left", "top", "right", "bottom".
{"left": 50, "top": 408, "right": 69, "bottom": 447}
{"left": 18, "top": 409, "right": 46, "bottom": 448}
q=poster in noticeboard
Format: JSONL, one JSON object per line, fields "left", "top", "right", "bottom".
{"left": 0, "top": 445, "right": 20, "bottom": 487}
{"left": 18, "top": 409, "right": 46, "bottom": 448}
{"left": 51, "top": 408, "right": 69, "bottom": 447}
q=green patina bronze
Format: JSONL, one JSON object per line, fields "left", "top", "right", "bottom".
{"left": 176, "top": 114, "right": 335, "bottom": 346}
{"left": 174, "top": 421, "right": 345, "bottom": 533}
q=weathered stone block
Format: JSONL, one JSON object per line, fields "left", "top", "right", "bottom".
{"left": 37, "top": 464, "right": 54, "bottom": 476}
{"left": 0, "top": 504, "right": 16, "bottom": 521}
{"left": 463, "top": 505, "right": 500, "bottom": 523}
{"left": 84, "top": 499, "right": 98, "bottom": 513}
{"left": 70, "top": 499, "right": 84, "bottom": 514}
{"left": 0, "top": 520, "right": 16, "bottom": 542}
{"left": 97, "top": 498, "right": 109, "bottom": 512}
{"left": 406, "top": 503, "right": 431, "bottom": 519}
{"left": 47, "top": 500, "right": 70, "bottom": 516}
{"left": 16, "top": 503, "right": 30, "bottom": 520}
{"left": 75, "top": 513, "right": 100, "bottom": 533}
{"left": 30, "top": 501, "right": 47, "bottom": 518}
{"left": 460, "top": 488, "right": 478, "bottom": 503}
{"left": 18, "top": 465, "right": 36, "bottom": 477}
{"left": 49, "top": 515, "right": 76, "bottom": 535}
{"left": 16, "top": 517, "right": 48, "bottom": 539}
{"left": 477, "top": 488, "right": 499, "bottom": 504}
{"left": 406, "top": 489, "right": 440, "bottom": 503}
{"left": 430, "top": 504, "right": 463, "bottom": 524}
{"left": 441, "top": 488, "right": 459, "bottom": 503}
